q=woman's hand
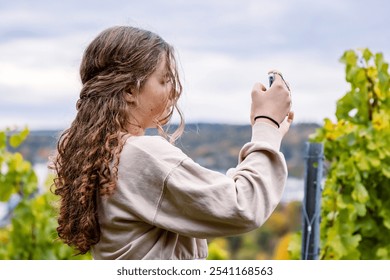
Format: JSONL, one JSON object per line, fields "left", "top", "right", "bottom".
{"left": 250, "top": 70, "right": 292, "bottom": 133}
{"left": 279, "top": 111, "right": 294, "bottom": 137}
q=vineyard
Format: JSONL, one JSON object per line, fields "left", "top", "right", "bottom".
{"left": 0, "top": 48, "right": 389, "bottom": 260}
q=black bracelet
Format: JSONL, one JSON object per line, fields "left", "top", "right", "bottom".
{"left": 254, "top": 115, "right": 280, "bottom": 128}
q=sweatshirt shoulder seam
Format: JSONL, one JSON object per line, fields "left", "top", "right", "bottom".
{"left": 152, "top": 157, "right": 188, "bottom": 225}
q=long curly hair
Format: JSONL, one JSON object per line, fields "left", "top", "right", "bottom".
{"left": 51, "top": 26, "right": 184, "bottom": 254}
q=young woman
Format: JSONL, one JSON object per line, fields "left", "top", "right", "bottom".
{"left": 52, "top": 26, "right": 293, "bottom": 260}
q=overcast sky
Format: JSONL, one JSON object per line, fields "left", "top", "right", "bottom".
{"left": 1, "top": 0, "right": 389, "bottom": 130}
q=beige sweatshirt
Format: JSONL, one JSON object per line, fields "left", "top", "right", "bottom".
{"left": 92, "top": 122, "right": 287, "bottom": 260}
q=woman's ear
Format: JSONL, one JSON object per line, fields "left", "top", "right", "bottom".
{"left": 123, "top": 91, "right": 137, "bottom": 105}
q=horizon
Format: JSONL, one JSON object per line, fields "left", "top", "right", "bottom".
{"left": 4, "top": 121, "right": 321, "bottom": 133}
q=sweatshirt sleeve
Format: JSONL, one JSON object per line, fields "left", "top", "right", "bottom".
{"left": 152, "top": 122, "right": 287, "bottom": 238}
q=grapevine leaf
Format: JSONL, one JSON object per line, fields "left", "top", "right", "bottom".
{"left": 9, "top": 127, "right": 29, "bottom": 148}
{"left": 352, "top": 183, "right": 369, "bottom": 203}
{"left": 0, "top": 131, "right": 6, "bottom": 149}
{"left": 0, "top": 178, "right": 14, "bottom": 201}
{"left": 377, "top": 248, "right": 389, "bottom": 259}
{"left": 363, "top": 48, "right": 373, "bottom": 63}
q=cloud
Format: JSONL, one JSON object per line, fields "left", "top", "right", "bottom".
{"left": 0, "top": 34, "right": 84, "bottom": 107}
{"left": 0, "top": 0, "right": 389, "bottom": 129}
{"left": 177, "top": 48, "right": 348, "bottom": 124}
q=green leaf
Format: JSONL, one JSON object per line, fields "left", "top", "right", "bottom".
{"left": 352, "top": 183, "right": 369, "bottom": 203}
{"left": 355, "top": 151, "right": 370, "bottom": 171}
{"left": 340, "top": 50, "right": 358, "bottom": 66}
{"left": 376, "top": 248, "right": 389, "bottom": 259}
{"left": 363, "top": 48, "right": 373, "bottom": 63}
{"left": 0, "top": 178, "right": 14, "bottom": 201}
{"left": 9, "top": 127, "right": 29, "bottom": 148}
{"left": 367, "top": 156, "right": 381, "bottom": 168}
{"left": 384, "top": 219, "right": 390, "bottom": 230}
{"left": 383, "top": 166, "right": 390, "bottom": 178}
{"left": 354, "top": 202, "right": 367, "bottom": 217}
{"left": 375, "top": 52, "right": 385, "bottom": 69}
{"left": 287, "top": 231, "right": 302, "bottom": 260}
{"left": 336, "top": 91, "right": 355, "bottom": 120}
{"left": 0, "top": 131, "right": 6, "bottom": 149}
{"left": 354, "top": 68, "right": 367, "bottom": 84}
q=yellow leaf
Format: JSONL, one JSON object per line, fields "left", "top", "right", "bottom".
{"left": 372, "top": 110, "right": 389, "bottom": 131}
{"left": 273, "top": 233, "right": 292, "bottom": 260}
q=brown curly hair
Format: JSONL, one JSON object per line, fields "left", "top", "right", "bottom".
{"left": 52, "top": 26, "right": 184, "bottom": 254}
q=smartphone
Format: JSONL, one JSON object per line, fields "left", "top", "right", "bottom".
{"left": 268, "top": 73, "right": 275, "bottom": 87}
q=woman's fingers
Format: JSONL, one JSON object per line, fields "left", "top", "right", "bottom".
{"left": 251, "top": 82, "right": 267, "bottom": 95}
{"left": 268, "top": 70, "right": 291, "bottom": 92}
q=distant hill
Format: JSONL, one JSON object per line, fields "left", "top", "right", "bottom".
{"left": 9, "top": 122, "right": 320, "bottom": 178}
